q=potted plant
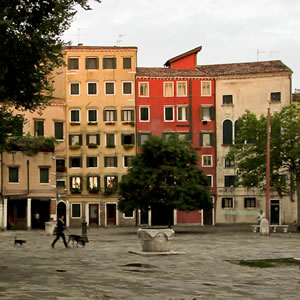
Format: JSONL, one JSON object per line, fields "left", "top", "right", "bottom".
{"left": 88, "top": 186, "right": 100, "bottom": 194}
{"left": 88, "top": 143, "right": 98, "bottom": 148}
{"left": 70, "top": 187, "right": 81, "bottom": 194}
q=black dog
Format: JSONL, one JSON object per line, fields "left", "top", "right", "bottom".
{"left": 67, "top": 234, "right": 85, "bottom": 247}
{"left": 14, "top": 237, "right": 26, "bottom": 246}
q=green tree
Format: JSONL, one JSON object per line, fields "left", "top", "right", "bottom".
{"left": 227, "top": 105, "right": 300, "bottom": 228}
{"left": 118, "top": 135, "right": 212, "bottom": 226}
{"left": 0, "top": 0, "right": 100, "bottom": 111}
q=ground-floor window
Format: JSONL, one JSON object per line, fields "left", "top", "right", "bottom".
{"left": 244, "top": 197, "right": 256, "bottom": 208}
{"left": 71, "top": 203, "right": 81, "bottom": 218}
{"left": 222, "top": 197, "right": 233, "bottom": 208}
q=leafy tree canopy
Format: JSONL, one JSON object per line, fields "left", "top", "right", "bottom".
{"left": 118, "top": 135, "right": 212, "bottom": 216}
{"left": 0, "top": 0, "right": 100, "bottom": 111}
{"left": 227, "top": 104, "right": 300, "bottom": 226}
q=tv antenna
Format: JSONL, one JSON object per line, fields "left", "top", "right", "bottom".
{"left": 257, "top": 49, "right": 265, "bottom": 61}
{"left": 116, "top": 34, "right": 125, "bottom": 46}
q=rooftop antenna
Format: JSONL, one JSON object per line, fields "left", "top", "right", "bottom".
{"left": 116, "top": 34, "right": 125, "bottom": 46}
{"left": 269, "top": 51, "right": 280, "bottom": 60}
{"left": 257, "top": 49, "right": 265, "bottom": 61}
{"left": 77, "top": 28, "right": 82, "bottom": 45}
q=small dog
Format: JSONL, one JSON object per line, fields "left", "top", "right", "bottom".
{"left": 14, "top": 237, "right": 26, "bottom": 247}
{"left": 67, "top": 234, "right": 85, "bottom": 247}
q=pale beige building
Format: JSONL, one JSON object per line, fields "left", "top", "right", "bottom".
{"left": 199, "top": 60, "right": 294, "bottom": 224}
{"left": 0, "top": 99, "right": 66, "bottom": 230}
{"left": 61, "top": 45, "right": 137, "bottom": 227}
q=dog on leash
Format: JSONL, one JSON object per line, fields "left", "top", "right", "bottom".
{"left": 14, "top": 237, "right": 26, "bottom": 246}
{"left": 67, "top": 234, "right": 85, "bottom": 247}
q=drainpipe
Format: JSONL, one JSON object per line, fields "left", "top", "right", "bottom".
{"left": 189, "top": 79, "right": 193, "bottom": 142}
{"left": 27, "top": 160, "right": 30, "bottom": 194}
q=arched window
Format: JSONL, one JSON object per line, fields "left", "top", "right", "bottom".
{"left": 223, "top": 120, "right": 233, "bottom": 145}
{"left": 234, "top": 120, "right": 240, "bottom": 143}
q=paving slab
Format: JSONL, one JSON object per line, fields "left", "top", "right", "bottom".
{"left": 1, "top": 226, "right": 300, "bottom": 299}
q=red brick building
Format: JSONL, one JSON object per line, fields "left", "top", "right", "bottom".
{"left": 136, "top": 47, "right": 216, "bottom": 226}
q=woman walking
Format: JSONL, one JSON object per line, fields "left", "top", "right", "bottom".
{"left": 51, "top": 215, "right": 68, "bottom": 248}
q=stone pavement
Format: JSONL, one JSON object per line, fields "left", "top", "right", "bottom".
{"left": 1, "top": 226, "right": 300, "bottom": 300}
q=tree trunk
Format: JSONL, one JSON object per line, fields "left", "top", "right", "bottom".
{"left": 296, "top": 176, "right": 300, "bottom": 231}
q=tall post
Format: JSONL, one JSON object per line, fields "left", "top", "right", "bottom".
{"left": 266, "top": 103, "right": 271, "bottom": 221}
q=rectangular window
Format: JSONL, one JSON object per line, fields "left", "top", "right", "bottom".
{"left": 177, "top": 106, "right": 189, "bottom": 121}
{"left": 222, "top": 197, "right": 233, "bottom": 208}
{"left": 104, "top": 109, "right": 117, "bottom": 122}
{"left": 164, "top": 82, "right": 174, "bottom": 97}
{"left": 68, "top": 57, "right": 79, "bottom": 70}
{"left": 123, "top": 82, "right": 132, "bottom": 95}
{"left": 202, "top": 155, "right": 213, "bottom": 167}
{"left": 207, "top": 175, "right": 213, "bottom": 187}
{"left": 224, "top": 159, "right": 235, "bottom": 168}
{"left": 70, "top": 83, "right": 80, "bottom": 95}
{"left": 87, "top": 134, "right": 100, "bottom": 146}
{"left": 34, "top": 120, "right": 44, "bottom": 137}
{"left": 244, "top": 197, "right": 256, "bottom": 208}
{"left": 271, "top": 92, "right": 281, "bottom": 102}
{"left": 200, "top": 106, "right": 215, "bottom": 121}
{"left": 139, "top": 82, "right": 149, "bottom": 97}
{"left": 54, "top": 122, "right": 64, "bottom": 140}
{"left": 88, "top": 176, "right": 100, "bottom": 189}
{"left": 177, "top": 81, "right": 187, "bottom": 97}
{"left": 86, "top": 57, "right": 99, "bottom": 69}
{"left": 56, "top": 179, "right": 65, "bottom": 188}
{"left": 70, "top": 176, "right": 81, "bottom": 190}
{"left": 70, "top": 109, "right": 80, "bottom": 123}
{"left": 105, "top": 82, "right": 115, "bottom": 95}
{"left": 178, "top": 132, "right": 189, "bottom": 140}
{"left": 103, "top": 57, "right": 116, "bottom": 69}
{"left": 140, "top": 107, "right": 150, "bottom": 122}
{"left": 69, "top": 134, "right": 82, "bottom": 146}
{"left": 224, "top": 175, "right": 238, "bottom": 187}
{"left": 106, "top": 133, "right": 115, "bottom": 147}
{"left": 9, "top": 167, "right": 18, "bottom": 183}
{"left": 71, "top": 203, "right": 81, "bottom": 218}
{"left": 105, "top": 175, "right": 118, "bottom": 191}
{"left": 87, "top": 82, "right": 97, "bottom": 95}
{"left": 124, "top": 210, "right": 134, "bottom": 218}
{"left": 69, "top": 156, "right": 82, "bottom": 168}
{"left": 123, "top": 57, "right": 132, "bottom": 69}
{"left": 223, "top": 95, "right": 233, "bottom": 105}
{"left": 121, "top": 109, "right": 134, "bottom": 122}
{"left": 87, "top": 156, "right": 98, "bottom": 168}
{"left": 121, "top": 134, "right": 135, "bottom": 145}
{"left": 40, "top": 167, "right": 49, "bottom": 184}
{"left": 138, "top": 133, "right": 151, "bottom": 146}
{"left": 104, "top": 156, "right": 118, "bottom": 168}
{"left": 201, "top": 81, "right": 211, "bottom": 96}
{"left": 124, "top": 156, "right": 133, "bottom": 168}
{"left": 164, "top": 106, "right": 174, "bottom": 122}
{"left": 163, "top": 132, "right": 174, "bottom": 140}
{"left": 88, "top": 109, "right": 98, "bottom": 123}
{"left": 200, "top": 132, "right": 214, "bottom": 147}
{"left": 56, "top": 159, "right": 66, "bottom": 172}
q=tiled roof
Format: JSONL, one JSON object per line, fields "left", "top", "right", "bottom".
{"left": 164, "top": 46, "right": 202, "bottom": 67}
{"left": 197, "top": 60, "right": 292, "bottom": 76}
{"left": 136, "top": 67, "right": 209, "bottom": 77}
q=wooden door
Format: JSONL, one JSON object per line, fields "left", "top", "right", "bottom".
{"left": 89, "top": 204, "right": 99, "bottom": 225}
{"left": 106, "top": 204, "right": 116, "bottom": 225}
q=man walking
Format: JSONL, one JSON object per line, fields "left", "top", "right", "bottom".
{"left": 51, "top": 215, "right": 68, "bottom": 248}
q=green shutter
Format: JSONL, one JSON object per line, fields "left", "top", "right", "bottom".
{"left": 113, "top": 110, "right": 117, "bottom": 121}
{"left": 79, "top": 134, "right": 82, "bottom": 145}
{"left": 200, "top": 133, "right": 203, "bottom": 146}
{"left": 210, "top": 107, "right": 215, "bottom": 120}
{"left": 96, "top": 134, "right": 100, "bottom": 145}
{"left": 200, "top": 107, "right": 203, "bottom": 120}
{"left": 210, "top": 133, "right": 215, "bottom": 146}
{"left": 121, "top": 134, "right": 124, "bottom": 145}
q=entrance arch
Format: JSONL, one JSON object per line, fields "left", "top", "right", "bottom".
{"left": 57, "top": 201, "right": 66, "bottom": 219}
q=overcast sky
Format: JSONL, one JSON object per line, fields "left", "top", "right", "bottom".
{"left": 63, "top": 0, "right": 300, "bottom": 91}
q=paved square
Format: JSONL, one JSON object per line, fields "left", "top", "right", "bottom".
{"left": 1, "top": 226, "right": 300, "bottom": 299}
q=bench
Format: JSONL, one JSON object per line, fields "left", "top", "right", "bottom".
{"left": 251, "top": 224, "right": 289, "bottom": 233}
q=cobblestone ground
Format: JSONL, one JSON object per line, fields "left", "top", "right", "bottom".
{"left": 1, "top": 226, "right": 300, "bottom": 300}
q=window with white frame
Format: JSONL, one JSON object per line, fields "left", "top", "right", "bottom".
{"left": 178, "top": 132, "right": 189, "bottom": 140}
{"left": 71, "top": 203, "right": 81, "bottom": 218}
{"left": 104, "top": 109, "right": 116, "bottom": 122}
{"left": 224, "top": 159, "right": 235, "bottom": 168}
{"left": 200, "top": 132, "right": 214, "bottom": 147}
{"left": 223, "top": 95, "right": 233, "bottom": 105}
{"left": 124, "top": 156, "right": 133, "bottom": 168}
{"left": 68, "top": 57, "right": 79, "bottom": 70}
{"left": 244, "top": 197, "right": 256, "bottom": 208}
{"left": 201, "top": 81, "right": 211, "bottom": 96}
{"left": 139, "top": 106, "right": 150, "bottom": 122}
{"left": 9, "top": 167, "right": 19, "bottom": 183}
{"left": 88, "top": 109, "right": 98, "bottom": 123}
{"left": 224, "top": 175, "right": 238, "bottom": 187}
{"left": 34, "top": 120, "right": 44, "bottom": 137}
{"left": 222, "top": 197, "right": 233, "bottom": 208}
{"left": 86, "top": 134, "right": 100, "bottom": 146}
{"left": 69, "top": 134, "right": 82, "bottom": 146}
{"left": 86, "top": 57, "right": 99, "bottom": 69}
{"left": 200, "top": 106, "right": 215, "bottom": 121}
{"left": 88, "top": 176, "right": 100, "bottom": 189}
{"left": 121, "top": 109, "right": 134, "bottom": 122}
{"left": 122, "top": 81, "right": 133, "bottom": 95}
{"left": 69, "top": 156, "right": 82, "bottom": 168}
{"left": 70, "top": 82, "right": 80, "bottom": 95}
{"left": 271, "top": 92, "right": 281, "bottom": 103}
{"left": 87, "top": 82, "right": 97, "bottom": 95}
{"left": 105, "top": 82, "right": 115, "bottom": 95}
{"left": 138, "top": 133, "right": 151, "bottom": 146}
{"left": 164, "top": 82, "right": 174, "bottom": 97}
{"left": 70, "top": 109, "right": 80, "bottom": 123}
{"left": 124, "top": 210, "right": 134, "bottom": 218}
{"left": 164, "top": 106, "right": 174, "bottom": 122}
{"left": 202, "top": 155, "right": 213, "bottom": 167}
{"left": 105, "top": 175, "right": 118, "bottom": 191}
{"left": 177, "top": 81, "right": 187, "bottom": 97}
{"left": 87, "top": 156, "right": 98, "bottom": 168}
{"left": 177, "top": 106, "right": 189, "bottom": 121}
{"left": 70, "top": 176, "right": 81, "bottom": 190}
{"left": 54, "top": 122, "right": 64, "bottom": 140}
{"left": 106, "top": 133, "right": 115, "bottom": 147}
{"left": 139, "top": 82, "right": 149, "bottom": 97}
{"left": 207, "top": 175, "right": 213, "bottom": 187}
{"left": 104, "top": 156, "right": 117, "bottom": 168}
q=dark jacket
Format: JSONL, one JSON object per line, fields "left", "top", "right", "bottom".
{"left": 56, "top": 218, "right": 65, "bottom": 234}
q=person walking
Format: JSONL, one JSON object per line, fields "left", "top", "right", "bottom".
{"left": 51, "top": 215, "right": 68, "bottom": 248}
{"left": 257, "top": 210, "right": 265, "bottom": 224}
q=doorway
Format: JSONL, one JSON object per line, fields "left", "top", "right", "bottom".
{"left": 106, "top": 203, "right": 116, "bottom": 225}
{"left": 31, "top": 199, "right": 50, "bottom": 229}
{"left": 57, "top": 201, "right": 66, "bottom": 219}
{"left": 270, "top": 200, "right": 280, "bottom": 225}
{"left": 89, "top": 204, "right": 99, "bottom": 226}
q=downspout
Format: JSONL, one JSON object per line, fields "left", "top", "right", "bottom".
{"left": 27, "top": 160, "right": 30, "bottom": 194}
{"left": 189, "top": 79, "right": 193, "bottom": 141}
{"left": 214, "top": 77, "right": 217, "bottom": 226}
